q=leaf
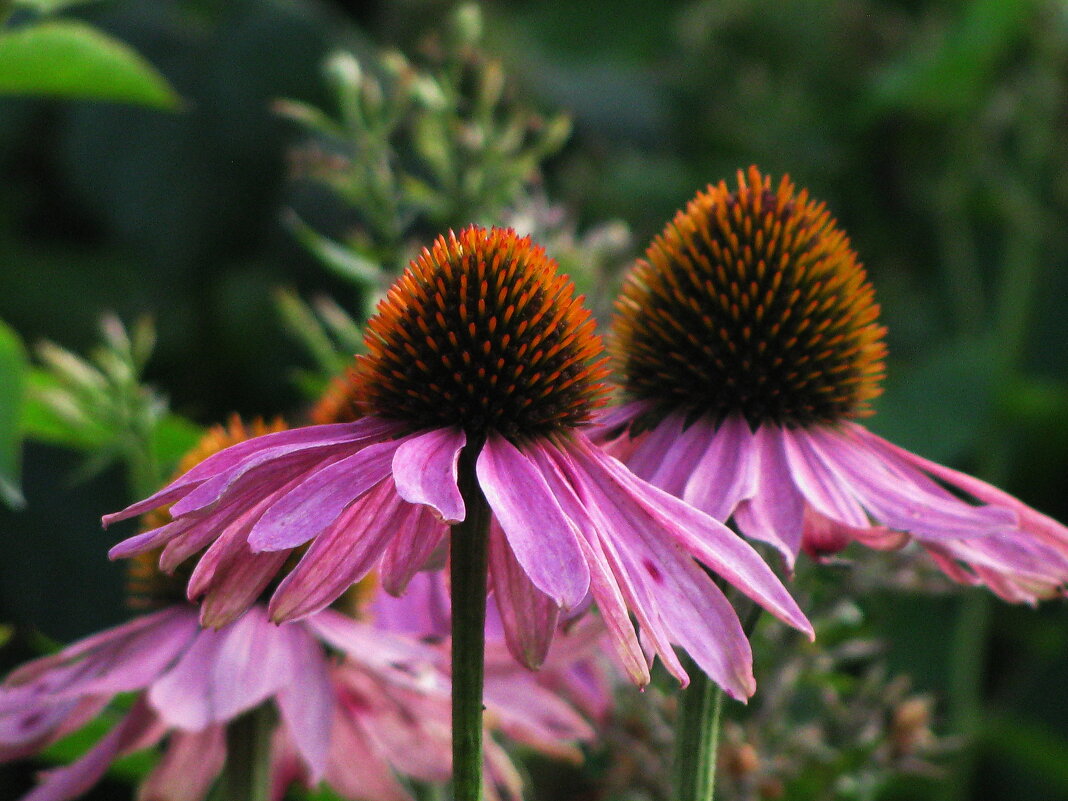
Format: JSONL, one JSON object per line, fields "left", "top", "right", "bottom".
{"left": 14, "top": 0, "right": 101, "bottom": 13}
{"left": 0, "top": 319, "right": 27, "bottom": 509}
{"left": 0, "top": 20, "right": 181, "bottom": 109}
{"left": 868, "top": 0, "right": 1034, "bottom": 117}
{"left": 282, "top": 210, "right": 382, "bottom": 286}
{"left": 151, "top": 413, "right": 204, "bottom": 470}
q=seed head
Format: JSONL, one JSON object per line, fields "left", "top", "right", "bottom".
{"left": 611, "top": 167, "right": 887, "bottom": 428}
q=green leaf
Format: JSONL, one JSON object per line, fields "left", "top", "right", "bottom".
{"left": 14, "top": 0, "right": 101, "bottom": 13}
{"left": 151, "top": 413, "right": 203, "bottom": 471}
{"left": 282, "top": 210, "right": 382, "bottom": 286}
{"left": 0, "top": 20, "right": 181, "bottom": 109}
{"left": 0, "top": 319, "right": 27, "bottom": 509}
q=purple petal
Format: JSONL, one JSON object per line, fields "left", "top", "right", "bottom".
{"left": 557, "top": 445, "right": 758, "bottom": 696}
{"left": 274, "top": 624, "right": 335, "bottom": 783}
{"left": 569, "top": 434, "right": 813, "bottom": 639}
{"left": 648, "top": 416, "right": 717, "bottom": 497}
{"left": 368, "top": 571, "right": 451, "bottom": 640}
{"left": 20, "top": 700, "right": 156, "bottom": 801}
{"left": 804, "top": 426, "right": 1016, "bottom": 539}
{"left": 139, "top": 725, "right": 225, "bottom": 801}
{"left": 267, "top": 481, "right": 406, "bottom": 622}
{"left": 488, "top": 520, "right": 560, "bottom": 669}
{"left": 305, "top": 611, "right": 446, "bottom": 690}
{"left": 527, "top": 446, "right": 650, "bottom": 686}
{"left": 102, "top": 419, "right": 401, "bottom": 526}
{"left": 148, "top": 627, "right": 225, "bottom": 730}
{"left": 325, "top": 705, "right": 416, "bottom": 801}
{"left": 476, "top": 434, "right": 590, "bottom": 609}
{"left": 732, "top": 424, "right": 805, "bottom": 565}
{"left": 781, "top": 426, "right": 870, "bottom": 528}
{"left": 624, "top": 411, "right": 686, "bottom": 482}
{"left": 54, "top": 608, "right": 201, "bottom": 699}
{"left": 196, "top": 548, "right": 291, "bottom": 629}
{"left": 248, "top": 438, "right": 406, "bottom": 552}
{"left": 378, "top": 504, "right": 448, "bottom": 597}
{"left": 392, "top": 427, "right": 466, "bottom": 524}
{"left": 682, "top": 415, "right": 759, "bottom": 521}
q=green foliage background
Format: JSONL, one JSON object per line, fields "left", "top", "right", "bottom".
{"left": 2, "top": 1, "right": 1068, "bottom": 799}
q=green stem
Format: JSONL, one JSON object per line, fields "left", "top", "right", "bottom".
{"left": 673, "top": 655, "right": 725, "bottom": 801}
{"left": 451, "top": 444, "right": 491, "bottom": 801}
{"left": 216, "top": 705, "right": 274, "bottom": 801}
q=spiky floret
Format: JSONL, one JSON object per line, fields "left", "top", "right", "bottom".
{"left": 346, "top": 226, "right": 609, "bottom": 441}
{"left": 611, "top": 166, "right": 887, "bottom": 428}
{"left": 128, "top": 415, "right": 288, "bottom": 609}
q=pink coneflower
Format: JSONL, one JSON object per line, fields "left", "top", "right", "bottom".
{"left": 601, "top": 166, "right": 1068, "bottom": 603}
{"left": 104, "top": 226, "right": 811, "bottom": 700}
{"left": 0, "top": 599, "right": 454, "bottom": 801}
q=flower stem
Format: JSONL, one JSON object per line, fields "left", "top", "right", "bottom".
{"left": 451, "top": 444, "right": 491, "bottom": 801}
{"left": 673, "top": 655, "right": 724, "bottom": 801}
{"left": 217, "top": 705, "right": 274, "bottom": 801}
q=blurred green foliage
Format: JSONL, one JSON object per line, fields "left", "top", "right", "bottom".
{"left": 2, "top": 0, "right": 1068, "bottom": 800}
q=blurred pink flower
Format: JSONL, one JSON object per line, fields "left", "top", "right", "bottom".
{"left": 1, "top": 592, "right": 601, "bottom": 801}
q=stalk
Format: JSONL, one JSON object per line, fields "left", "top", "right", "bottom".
{"left": 451, "top": 444, "right": 491, "bottom": 801}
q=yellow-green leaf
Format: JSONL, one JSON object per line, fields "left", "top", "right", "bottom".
{"left": 0, "top": 20, "right": 181, "bottom": 109}
{"left": 0, "top": 320, "right": 26, "bottom": 508}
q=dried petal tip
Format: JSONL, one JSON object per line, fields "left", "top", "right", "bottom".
{"left": 346, "top": 226, "right": 609, "bottom": 440}
{"left": 611, "top": 166, "right": 887, "bottom": 428}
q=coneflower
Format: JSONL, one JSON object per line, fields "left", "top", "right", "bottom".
{"left": 104, "top": 225, "right": 811, "bottom": 801}
{"left": 604, "top": 166, "right": 1068, "bottom": 601}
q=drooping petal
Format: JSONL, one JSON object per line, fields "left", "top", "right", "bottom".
{"left": 377, "top": 503, "right": 448, "bottom": 597}
{"left": 649, "top": 415, "right": 717, "bottom": 497}
{"left": 102, "top": 419, "right": 404, "bottom": 526}
{"left": 527, "top": 446, "right": 650, "bottom": 686}
{"left": 804, "top": 426, "right": 1017, "bottom": 540}
{"left": 732, "top": 424, "right": 805, "bottom": 565}
{"left": 623, "top": 410, "right": 686, "bottom": 481}
{"left": 851, "top": 423, "right": 1068, "bottom": 558}
{"left": 267, "top": 481, "right": 408, "bottom": 622}
{"left": 392, "top": 427, "right": 466, "bottom": 524}
{"left": 488, "top": 520, "right": 560, "bottom": 669}
{"left": 20, "top": 700, "right": 157, "bottom": 801}
{"left": 682, "top": 414, "right": 760, "bottom": 521}
{"left": 569, "top": 434, "right": 813, "bottom": 638}
{"left": 138, "top": 725, "right": 225, "bottom": 801}
{"left": 781, "top": 426, "right": 870, "bottom": 529}
{"left": 148, "top": 627, "right": 224, "bottom": 730}
{"left": 208, "top": 608, "right": 295, "bottom": 723}
{"left": 558, "top": 444, "right": 757, "bottom": 696}
{"left": 248, "top": 438, "right": 406, "bottom": 552}
{"left": 325, "top": 707, "right": 415, "bottom": 801}
{"left": 475, "top": 434, "right": 590, "bottom": 609}
{"left": 368, "top": 571, "right": 451, "bottom": 640}
{"left": 304, "top": 610, "right": 446, "bottom": 693}
{"left": 274, "top": 624, "right": 335, "bottom": 784}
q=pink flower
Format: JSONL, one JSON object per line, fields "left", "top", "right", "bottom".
{"left": 1, "top": 586, "right": 598, "bottom": 801}
{"left": 104, "top": 226, "right": 812, "bottom": 699}
{"left": 602, "top": 167, "right": 1068, "bottom": 603}
{"left": 0, "top": 604, "right": 448, "bottom": 801}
